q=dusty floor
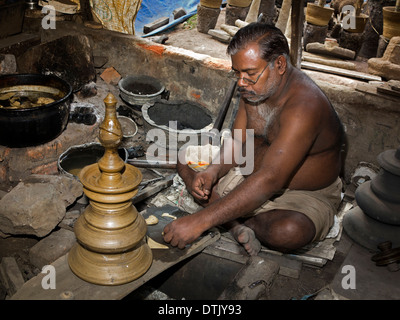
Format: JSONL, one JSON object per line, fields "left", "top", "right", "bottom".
{"left": 1, "top": 7, "right": 400, "bottom": 301}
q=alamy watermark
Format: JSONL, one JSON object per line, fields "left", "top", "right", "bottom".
{"left": 41, "top": 5, "right": 57, "bottom": 30}
{"left": 41, "top": 265, "right": 56, "bottom": 289}
{"left": 341, "top": 5, "right": 362, "bottom": 31}
{"left": 145, "top": 122, "right": 255, "bottom": 175}
{"left": 341, "top": 265, "right": 356, "bottom": 290}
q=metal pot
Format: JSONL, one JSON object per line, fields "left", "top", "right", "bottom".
{"left": 118, "top": 75, "right": 166, "bottom": 108}
{"left": 0, "top": 73, "right": 72, "bottom": 148}
{"left": 57, "top": 142, "right": 129, "bottom": 179}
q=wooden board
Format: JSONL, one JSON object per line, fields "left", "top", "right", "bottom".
{"left": 301, "top": 61, "right": 382, "bottom": 82}
{"left": 356, "top": 83, "right": 400, "bottom": 103}
{"left": 11, "top": 206, "right": 220, "bottom": 300}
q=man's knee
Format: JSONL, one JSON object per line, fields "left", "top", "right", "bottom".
{"left": 250, "top": 211, "right": 316, "bottom": 252}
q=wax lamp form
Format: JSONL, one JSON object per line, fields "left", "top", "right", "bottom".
{"left": 68, "top": 93, "right": 152, "bottom": 285}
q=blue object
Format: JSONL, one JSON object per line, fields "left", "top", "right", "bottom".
{"left": 135, "top": 0, "right": 201, "bottom": 37}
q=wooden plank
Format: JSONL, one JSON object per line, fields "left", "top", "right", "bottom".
{"left": 301, "top": 61, "right": 382, "bottom": 81}
{"left": 132, "top": 177, "right": 174, "bottom": 204}
{"left": 11, "top": 224, "right": 220, "bottom": 300}
{"left": 356, "top": 83, "right": 400, "bottom": 103}
{"left": 377, "top": 85, "right": 400, "bottom": 98}
{"left": 290, "top": 0, "right": 305, "bottom": 68}
{"left": 302, "top": 52, "right": 356, "bottom": 70}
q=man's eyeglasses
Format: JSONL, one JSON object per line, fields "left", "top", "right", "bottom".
{"left": 229, "top": 64, "right": 269, "bottom": 85}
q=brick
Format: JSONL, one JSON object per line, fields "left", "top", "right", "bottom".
{"left": 100, "top": 66, "right": 121, "bottom": 85}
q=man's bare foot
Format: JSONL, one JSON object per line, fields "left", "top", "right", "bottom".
{"left": 230, "top": 224, "right": 261, "bottom": 256}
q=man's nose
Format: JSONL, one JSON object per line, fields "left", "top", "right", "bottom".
{"left": 237, "top": 77, "right": 248, "bottom": 87}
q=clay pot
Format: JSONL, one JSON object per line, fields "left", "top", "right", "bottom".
{"left": 346, "top": 13, "right": 369, "bottom": 33}
{"left": 383, "top": 7, "right": 400, "bottom": 39}
{"left": 306, "top": 3, "right": 334, "bottom": 27}
{"left": 227, "top": 0, "right": 252, "bottom": 7}
{"left": 200, "top": 0, "right": 222, "bottom": 9}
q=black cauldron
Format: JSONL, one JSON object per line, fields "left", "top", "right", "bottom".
{"left": 0, "top": 74, "right": 72, "bottom": 148}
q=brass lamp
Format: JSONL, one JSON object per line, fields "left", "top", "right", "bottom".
{"left": 68, "top": 93, "right": 152, "bottom": 285}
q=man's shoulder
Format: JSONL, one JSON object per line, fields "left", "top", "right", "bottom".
{"left": 284, "top": 71, "right": 330, "bottom": 109}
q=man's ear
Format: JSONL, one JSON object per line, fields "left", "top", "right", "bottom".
{"left": 275, "top": 55, "right": 287, "bottom": 75}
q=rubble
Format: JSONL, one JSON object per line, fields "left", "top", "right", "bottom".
{"left": 29, "top": 228, "right": 76, "bottom": 269}
{"left": 368, "top": 36, "right": 400, "bottom": 81}
{"left": 0, "top": 174, "right": 82, "bottom": 237}
{"left": 0, "top": 257, "right": 25, "bottom": 298}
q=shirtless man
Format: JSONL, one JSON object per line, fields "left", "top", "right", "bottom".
{"left": 163, "top": 23, "right": 344, "bottom": 255}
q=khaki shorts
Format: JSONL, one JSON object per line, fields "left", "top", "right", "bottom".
{"left": 215, "top": 167, "right": 343, "bottom": 242}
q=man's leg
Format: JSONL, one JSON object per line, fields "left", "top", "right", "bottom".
{"left": 242, "top": 209, "right": 316, "bottom": 253}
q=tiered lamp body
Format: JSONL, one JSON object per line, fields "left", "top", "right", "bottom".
{"left": 68, "top": 93, "right": 152, "bottom": 285}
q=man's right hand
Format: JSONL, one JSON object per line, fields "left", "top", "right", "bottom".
{"left": 190, "top": 170, "right": 217, "bottom": 201}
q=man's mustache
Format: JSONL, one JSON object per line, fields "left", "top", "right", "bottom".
{"left": 238, "top": 88, "right": 255, "bottom": 95}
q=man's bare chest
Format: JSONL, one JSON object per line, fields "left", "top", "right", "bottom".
{"left": 245, "top": 104, "right": 280, "bottom": 139}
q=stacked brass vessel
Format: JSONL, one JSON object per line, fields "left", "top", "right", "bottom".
{"left": 68, "top": 93, "right": 152, "bottom": 285}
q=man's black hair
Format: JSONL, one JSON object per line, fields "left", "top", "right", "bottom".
{"left": 227, "top": 23, "right": 290, "bottom": 63}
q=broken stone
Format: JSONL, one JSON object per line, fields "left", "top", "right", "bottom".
{"left": 218, "top": 256, "right": 279, "bottom": 300}
{"left": 0, "top": 174, "right": 83, "bottom": 237}
{"left": 29, "top": 228, "right": 76, "bottom": 269}
{"left": 338, "top": 29, "right": 364, "bottom": 56}
{"left": 368, "top": 36, "right": 400, "bottom": 81}
{"left": 173, "top": 7, "right": 187, "bottom": 20}
{"left": 0, "top": 257, "right": 25, "bottom": 297}
{"left": 23, "top": 174, "right": 83, "bottom": 207}
{"left": 225, "top": 3, "right": 249, "bottom": 26}
{"left": 59, "top": 209, "right": 81, "bottom": 231}
{"left": 197, "top": 4, "right": 221, "bottom": 34}
{"left": 306, "top": 42, "right": 356, "bottom": 60}
{"left": 382, "top": 36, "right": 400, "bottom": 65}
{"left": 220, "top": 24, "right": 240, "bottom": 36}
{"left": 208, "top": 29, "right": 232, "bottom": 43}
{"left": 303, "top": 23, "right": 328, "bottom": 51}
{"left": 76, "top": 81, "right": 97, "bottom": 99}
{"left": 143, "top": 17, "right": 170, "bottom": 34}
{"left": 0, "top": 54, "right": 16, "bottom": 74}
{"left": 16, "top": 35, "right": 96, "bottom": 91}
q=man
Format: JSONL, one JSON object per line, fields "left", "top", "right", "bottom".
{"left": 163, "top": 23, "right": 344, "bottom": 255}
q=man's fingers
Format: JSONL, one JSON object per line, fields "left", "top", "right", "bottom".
{"left": 192, "top": 189, "right": 208, "bottom": 200}
{"left": 162, "top": 225, "right": 172, "bottom": 243}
